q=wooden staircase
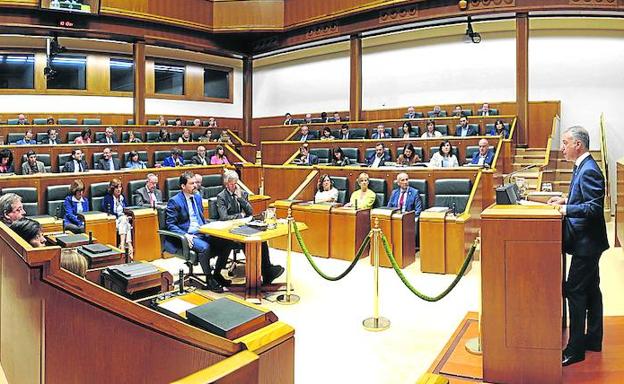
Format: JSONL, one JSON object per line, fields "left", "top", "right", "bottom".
{"left": 510, "top": 147, "right": 546, "bottom": 191}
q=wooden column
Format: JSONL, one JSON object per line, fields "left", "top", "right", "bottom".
{"left": 243, "top": 55, "right": 253, "bottom": 142}
{"left": 133, "top": 41, "right": 146, "bottom": 126}
{"left": 350, "top": 34, "right": 362, "bottom": 122}
{"left": 516, "top": 13, "right": 529, "bottom": 147}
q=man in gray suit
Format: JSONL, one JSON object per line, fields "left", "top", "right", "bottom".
{"left": 216, "top": 170, "right": 284, "bottom": 285}
{"left": 96, "top": 147, "right": 121, "bottom": 171}
{"left": 21, "top": 150, "right": 46, "bottom": 175}
{"left": 134, "top": 173, "right": 163, "bottom": 207}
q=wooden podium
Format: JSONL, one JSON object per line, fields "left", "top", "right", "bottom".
{"left": 481, "top": 204, "right": 563, "bottom": 384}
{"left": 370, "top": 208, "right": 415, "bottom": 268}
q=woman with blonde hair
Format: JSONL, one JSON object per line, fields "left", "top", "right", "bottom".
{"left": 345, "top": 173, "right": 376, "bottom": 209}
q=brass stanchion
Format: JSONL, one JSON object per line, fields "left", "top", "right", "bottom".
{"left": 277, "top": 208, "right": 300, "bottom": 305}
{"left": 363, "top": 218, "right": 390, "bottom": 331}
{"left": 465, "top": 236, "right": 482, "bottom": 355}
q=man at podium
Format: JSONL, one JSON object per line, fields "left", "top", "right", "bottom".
{"left": 548, "top": 126, "right": 608, "bottom": 367}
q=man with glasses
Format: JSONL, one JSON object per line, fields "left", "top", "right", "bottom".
{"left": 134, "top": 173, "right": 162, "bottom": 207}
{"left": 96, "top": 148, "right": 121, "bottom": 171}
{"left": 471, "top": 138, "right": 494, "bottom": 167}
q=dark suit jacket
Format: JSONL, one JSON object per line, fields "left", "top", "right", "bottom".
{"left": 42, "top": 139, "right": 59, "bottom": 145}
{"left": 366, "top": 153, "right": 390, "bottom": 167}
{"left": 564, "top": 155, "right": 609, "bottom": 256}
{"left": 295, "top": 133, "right": 316, "bottom": 142}
{"left": 455, "top": 125, "right": 478, "bottom": 137}
{"left": 216, "top": 189, "right": 252, "bottom": 221}
{"left": 191, "top": 155, "right": 209, "bottom": 166}
{"left": 471, "top": 150, "right": 495, "bottom": 166}
{"left": 134, "top": 186, "right": 163, "bottom": 206}
{"left": 96, "top": 158, "right": 121, "bottom": 171}
{"left": 299, "top": 153, "right": 318, "bottom": 165}
{"left": 387, "top": 187, "right": 423, "bottom": 216}
{"left": 62, "top": 159, "right": 89, "bottom": 173}
{"left": 164, "top": 191, "right": 207, "bottom": 254}
{"left": 487, "top": 128, "right": 509, "bottom": 139}
{"left": 371, "top": 132, "right": 390, "bottom": 139}
{"left": 162, "top": 156, "right": 184, "bottom": 167}
{"left": 98, "top": 136, "right": 118, "bottom": 144}
{"left": 101, "top": 193, "right": 127, "bottom": 216}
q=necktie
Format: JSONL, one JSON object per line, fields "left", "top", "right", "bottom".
{"left": 398, "top": 190, "right": 406, "bottom": 209}
{"left": 570, "top": 165, "right": 578, "bottom": 195}
{"left": 231, "top": 193, "right": 240, "bottom": 213}
{"left": 149, "top": 192, "right": 155, "bottom": 205}
{"left": 190, "top": 197, "right": 204, "bottom": 225}
{"left": 77, "top": 161, "right": 82, "bottom": 172}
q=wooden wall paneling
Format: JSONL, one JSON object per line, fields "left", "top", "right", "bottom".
{"left": 516, "top": 14, "right": 529, "bottom": 146}
{"left": 528, "top": 101, "right": 560, "bottom": 148}
{"left": 258, "top": 125, "right": 299, "bottom": 143}
{"left": 349, "top": 34, "right": 362, "bottom": 122}
{"left": 185, "top": 64, "right": 205, "bottom": 100}
{"left": 87, "top": 54, "right": 110, "bottom": 93}
{"left": 213, "top": 0, "right": 284, "bottom": 31}
{"left": 145, "top": 60, "right": 155, "bottom": 97}
{"left": 262, "top": 166, "right": 313, "bottom": 202}
{"left": 134, "top": 41, "right": 146, "bottom": 127}
{"left": 34, "top": 52, "right": 47, "bottom": 92}
{"left": 0, "top": 0, "right": 38, "bottom": 6}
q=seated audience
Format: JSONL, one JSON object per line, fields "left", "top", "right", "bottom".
{"left": 97, "top": 147, "right": 121, "bottom": 171}
{"left": 192, "top": 146, "right": 209, "bottom": 166}
{"left": 62, "top": 149, "right": 89, "bottom": 173}
{"left": 298, "top": 142, "right": 318, "bottom": 165}
{"left": 17, "top": 113, "right": 28, "bottom": 125}
{"left": 60, "top": 249, "right": 88, "bottom": 277}
{"left": 161, "top": 148, "right": 184, "bottom": 167}
{"left": 471, "top": 138, "right": 495, "bottom": 167}
{"left": 125, "top": 150, "right": 147, "bottom": 169}
{"left": 164, "top": 171, "right": 228, "bottom": 292}
{"left": 455, "top": 116, "right": 478, "bottom": 137}
{"left": 156, "top": 115, "right": 167, "bottom": 126}
{"left": 304, "top": 113, "right": 313, "bottom": 124}
{"left": 102, "top": 178, "right": 133, "bottom": 257}
{"left": 314, "top": 174, "right": 338, "bottom": 203}
{"left": 0, "top": 193, "right": 25, "bottom": 225}
{"left": 10, "top": 218, "right": 46, "bottom": 247}
{"left": 192, "top": 118, "right": 202, "bottom": 127}
{"left": 178, "top": 128, "right": 193, "bottom": 143}
{"left": 199, "top": 128, "right": 213, "bottom": 142}
{"left": 156, "top": 128, "right": 171, "bottom": 142}
{"left": 371, "top": 124, "right": 390, "bottom": 139}
{"left": 488, "top": 119, "right": 509, "bottom": 139}
{"left": 22, "top": 150, "right": 46, "bottom": 175}
{"left": 397, "top": 143, "right": 421, "bottom": 166}
{"left": 331, "top": 147, "right": 351, "bottom": 166}
{"left": 422, "top": 120, "right": 442, "bottom": 138}
{"left": 134, "top": 173, "right": 162, "bottom": 206}
{"left": 16, "top": 129, "right": 37, "bottom": 145}
{"left": 320, "top": 112, "right": 329, "bottom": 123}
{"left": 295, "top": 125, "right": 315, "bottom": 141}
{"left": 430, "top": 105, "right": 444, "bottom": 117}
{"left": 74, "top": 128, "right": 92, "bottom": 144}
{"left": 175, "top": 118, "right": 183, "bottom": 127}
{"left": 479, "top": 102, "right": 492, "bottom": 116}
{"left": 345, "top": 173, "right": 375, "bottom": 209}
{"left": 46, "top": 117, "right": 55, "bottom": 125}
{"left": 207, "top": 117, "right": 218, "bottom": 128}
{"left": 452, "top": 105, "right": 463, "bottom": 117}
{"left": 210, "top": 145, "right": 230, "bottom": 165}
{"left": 339, "top": 124, "right": 350, "bottom": 140}
{"left": 0, "top": 149, "right": 14, "bottom": 174}
{"left": 387, "top": 172, "right": 423, "bottom": 216}
{"left": 333, "top": 112, "right": 341, "bottom": 122}
{"left": 126, "top": 130, "right": 142, "bottom": 143}
{"left": 43, "top": 128, "right": 59, "bottom": 144}
{"left": 63, "top": 179, "right": 89, "bottom": 234}
{"left": 320, "top": 127, "right": 335, "bottom": 141}
{"left": 217, "top": 131, "right": 232, "bottom": 145}
{"left": 283, "top": 113, "right": 293, "bottom": 125}
{"left": 216, "top": 170, "right": 284, "bottom": 285}
{"left": 366, "top": 143, "right": 390, "bottom": 168}
{"left": 399, "top": 121, "right": 414, "bottom": 139}
{"left": 194, "top": 173, "right": 206, "bottom": 198}
{"left": 405, "top": 106, "right": 418, "bottom": 119}
{"left": 100, "top": 126, "right": 117, "bottom": 144}
{"left": 430, "top": 140, "right": 459, "bottom": 168}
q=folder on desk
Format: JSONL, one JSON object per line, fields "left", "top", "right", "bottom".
{"left": 229, "top": 225, "right": 263, "bottom": 237}
{"left": 108, "top": 262, "right": 159, "bottom": 280}
{"left": 186, "top": 297, "right": 270, "bottom": 339}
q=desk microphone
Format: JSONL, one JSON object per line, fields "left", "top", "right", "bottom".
{"left": 179, "top": 269, "right": 184, "bottom": 293}
{"left": 505, "top": 164, "right": 537, "bottom": 185}
{"left": 88, "top": 231, "right": 93, "bottom": 244}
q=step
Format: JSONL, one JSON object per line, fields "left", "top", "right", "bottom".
{"left": 513, "top": 157, "right": 546, "bottom": 164}
{"left": 516, "top": 147, "right": 546, "bottom": 154}
{"left": 512, "top": 163, "right": 543, "bottom": 171}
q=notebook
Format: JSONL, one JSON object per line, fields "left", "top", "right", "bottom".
{"left": 186, "top": 297, "right": 266, "bottom": 339}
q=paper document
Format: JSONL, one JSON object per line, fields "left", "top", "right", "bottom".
{"left": 158, "top": 297, "right": 197, "bottom": 315}
{"left": 518, "top": 200, "right": 547, "bottom": 206}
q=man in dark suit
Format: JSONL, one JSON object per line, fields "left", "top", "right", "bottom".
{"left": 96, "top": 147, "right": 121, "bottom": 171}
{"left": 371, "top": 124, "right": 390, "bottom": 139}
{"left": 17, "top": 113, "right": 28, "bottom": 125}
{"left": 366, "top": 143, "right": 390, "bottom": 168}
{"left": 478, "top": 102, "right": 492, "bottom": 116}
{"left": 0, "top": 193, "right": 25, "bottom": 225}
{"left": 455, "top": 116, "right": 478, "bottom": 137}
{"left": 99, "top": 127, "right": 117, "bottom": 144}
{"left": 283, "top": 113, "right": 293, "bottom": 125}
{"left": 387, "top": 173, "right": 423, "bottom": 216}
{"left": 295, "top": 125, "right": 315, "bottom": 142}
{"left": 216, "top": 170, "right": 284, "bottom": 286}
{"left": 404, "top": 106, "right": 418, "bottom": 119}
{"left": 191, "top": 146, "right": 209, "bottom": 166}
{"left": 61, "top": 149, "right": 89, "bottom": 173}
{"left": 339, "top": 124, "right": 350, "bottom": 140}
{"left": 548, "top": 126, "right": 608, "bottom": 367}
{"left": 43, "top": 128, "right": 59, "bottom": 145}
{"left": 164, "top": 171, "right": 228, "bottom": 292}
{"left": 161, "top": 148, "right": 184, "bottom": 167}
{"left": 471, "top": 138, "right": 494, "bottom": 167}
{"left": 298, "top": 143, "right": 318, "bottom": 165}
{"left": 134, "top": 173, "right": 163, "bottom": 206}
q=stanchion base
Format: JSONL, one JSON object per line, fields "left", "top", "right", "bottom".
{"left": 464, "top": 337, "right": 482, "bottom": 355}
{"left": 362, "top": 317, "right": 390, "bottom": 332}
{"left": 276, "top": 293, "right": 300, "bottom": 305}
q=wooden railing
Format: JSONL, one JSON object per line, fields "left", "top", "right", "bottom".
{"left": 599, "top": 113, "right": 611, "bottom": 217}
{"left": 536, "top": 115, "right": 560, "bottom": 190}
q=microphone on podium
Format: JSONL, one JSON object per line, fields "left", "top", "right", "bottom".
{"left": 497, "top": 164, "right": 538, "bottom": 205}
{"left": 505, "top": 164, "right": 537, "bottom": 185}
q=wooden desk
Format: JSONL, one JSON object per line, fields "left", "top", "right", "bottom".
{"left": 419, "top": 209, "right": 448, "bottom": 273}
{"left": 101, "top": 264, "right": 173, "bottom": 297}
{"left": 329, "top": 207, "right": 370, "bottom": 261}
{"left": 199, "top": 220, "right": 307, "bottom": 300}
{"left": 125, "top": 207, "right": 160, "bottom": 261}
{"left": 80, "top": 212, "right": 117, "bottom": 247}
{"left": 370, "top": 208, "right": 415, "bottom": 268}
{"left": 481, "top": 204, "right": 562, "bottom": 384}
{"left": 78, "top": 244, "right": 126, "bottom": 269}
{"left": 31, "top": 216, "right": 63, "bottom": 233}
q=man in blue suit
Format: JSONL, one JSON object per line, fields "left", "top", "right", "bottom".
{"left": 297, "top": 142, "right": 318, "bottom": 165}
{"left": 470, "top": 138, "right": 494, "bottom": 167}
{"left": 548, "top": 126, "right": 608, "bottom": 367}
{"left": 161, "top": 148, "right": 184, "bottom": 167}
{"left": 455, "top": 116, "right": 478, "bottom": 137}
{"left": 387, "top": 173, "right": 423, "bottom": 216}
{"left": 366, "top": 143, "right": 390, "bottom": 168}
{"left": 164, "top": 171, "right": 228, "bottom": 292}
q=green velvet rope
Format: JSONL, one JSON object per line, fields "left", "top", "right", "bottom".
{"left": 380, "top": 233, "right": 477, "bottom": 302}
{"left": 291, "top": 220, "right": 371, "bottom": 281}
